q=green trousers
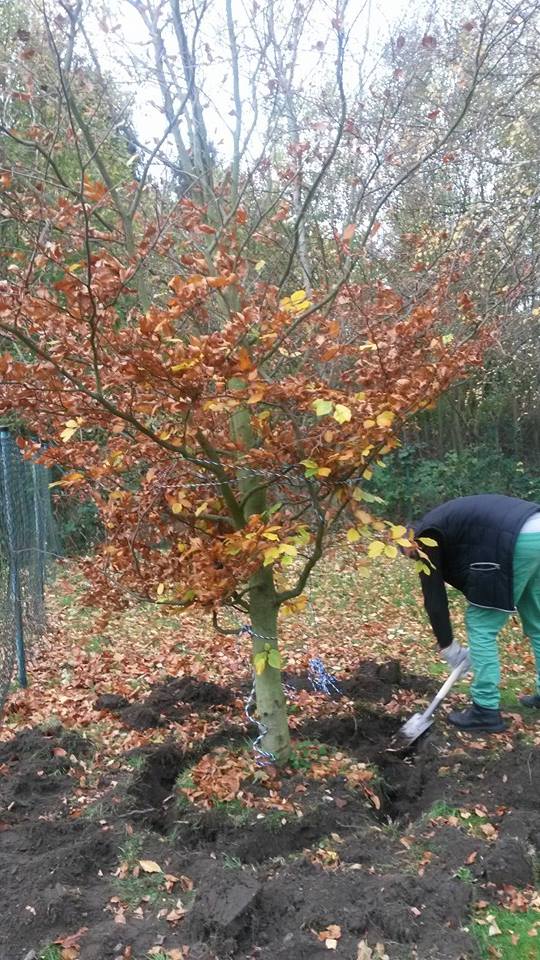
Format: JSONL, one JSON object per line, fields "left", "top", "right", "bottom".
{"left": 466, "top": 532, "right": 540, "bottom": 709}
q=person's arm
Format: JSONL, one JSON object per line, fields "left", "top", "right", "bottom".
{"left": 418, "top": 542, "right": 453, "bottom": 649}
{"left": 417, "top": 539, "right": 470, "bottom": 671}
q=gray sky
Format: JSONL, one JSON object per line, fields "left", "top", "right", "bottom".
{"left": 89, "top": 0, "right": 417, "bottom": 163}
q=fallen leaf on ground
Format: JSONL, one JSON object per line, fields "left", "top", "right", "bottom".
{"left": 139, "top": 859, "right": 162, "bottom": 873}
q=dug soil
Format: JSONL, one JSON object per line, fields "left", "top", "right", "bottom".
{"left": 0, "top": 661, "right": 538, "bottom": 960}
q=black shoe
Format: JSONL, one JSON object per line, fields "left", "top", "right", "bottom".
{"left": 447, "top": 702, "right": 509, "bottom": 733}
{"left": 519, "top": 693, "right": 540, "bottom": 709}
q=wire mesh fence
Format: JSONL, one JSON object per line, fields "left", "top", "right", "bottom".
{"left": 0, "top": 428, "right": 57, "bottom": 712}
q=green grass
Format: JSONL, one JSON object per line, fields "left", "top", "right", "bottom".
{"left": 262, "top": 809, "right": 294, "bottom": 831}
{"left": 124, "top": 753, "right": 147, "bottom": 771}
{"left": 288, "top": 739, "right": 331, "bottom": 771}
{"left": 81, "top": 800, "right": 107, "bottom": 821}
{"left": 423, "top": 800, "right": 460, "bottom": 821}
{"left": 213, "top": 798, "right": 252, "bottom": 824}
{"left": 118, "top": 833, "right": 145, "bottom": 865}
{"left": 222, "top": 853, "right": 243, "bottom": 869}
{"left": 39, "top": 948, "right": 62, "bottom": 960}
{"left": 112, "top": 871, "right": 170, "bottom": 908}
{"left": 472, "top": 906, "right": 540, "bottom": 959}
{"left": 113, "top": 832, "right": 176, "bottom": 908}
{"left": 453, "top": 865, "right": 474, "bottom": 883}
{"left": 86, "top": 634, "right": 111, "bottom": 653}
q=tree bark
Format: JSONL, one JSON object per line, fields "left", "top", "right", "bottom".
{"left": 248, "top": 564, "right": 291, "bottom": 765}
{"left": 229, "top": 390, "right": 291, "bottom": 764}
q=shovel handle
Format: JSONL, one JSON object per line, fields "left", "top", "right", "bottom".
{"left": 423, "top": 662, "right": 468, "bottom": 720}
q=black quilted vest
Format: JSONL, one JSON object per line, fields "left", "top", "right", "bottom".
{"left": 414, "top": 495, "right": 540, "bottom": 612}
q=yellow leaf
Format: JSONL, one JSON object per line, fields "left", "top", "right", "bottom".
{"left": 313, "top": 399, "right": 334, "bottom": 417}
{"left": 171, "top": 502, "right": 183, "bottom": 514}
{"left": 49, "top": 471, "right": 85, "bottom": 488}
{"left": 376, "top": 410, "right": 395, "bottom": 428}
{"left": 397, "top": 538, "right": 412, "bottom": 548}
{"left": 368, "top": 540, "right": 385, "bottom": 558}
{"left": 357, "top": 566, "right": 371, "bottom": 578}
{"left": 282, "top": 593, "right": 308, "bottom": 616}
{"left": 290, "top": 289, "right": 307, "bottom": 303}
{"left": 347, "top": 528, "right": 361, "bottom": 543}
{"left": 363, "top": 469, "right": 373, "bottom": 480}
{"left": 263, "top": 546, "right": 280, "bottom": 566}
{"left": 139, "top": 860, "right": 162, "bottom": 874}
{"left": 384, "top": 544, "right": 398, "bottom": 559}
{"left": 280, "top": 544, "right": 297, "bottom": 557}
{"left": 156, "top": 583, "right": 165, "bottom": 596}
{"left": 317, "top": 467, "right": 332, "bottom": 477}
{"left": 333, "top": 404, "right": 352, "bottom": 424}
{"left": 255, "top": 259, "right": 266, "bottom": 272}
{"left": 391, "top": 525, "right": 407, "bottom": 540}
{"left": 262, "top": 531, "right": 280, "bottom": 541}
{"left": 418, "top": 536, "right": 438, "bottom": 547}
{"left": 254, "top": 652, "right": 268, "bottom": 674}
{"left": 60, "top": 417, "right": 84, "bottom": 443}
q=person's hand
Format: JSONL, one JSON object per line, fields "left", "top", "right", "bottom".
{"left": 440, "top": 640, "right": 471, "bottom": 673}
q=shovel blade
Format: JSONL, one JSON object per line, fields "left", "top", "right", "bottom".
{"left": 399, "top": 711, "right": 434, "bottom": 744}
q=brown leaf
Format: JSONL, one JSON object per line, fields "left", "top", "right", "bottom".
{"left": 138, "top": 859, "right": 162, "bottom": 873}
{"left": 55, "top": 927, "right": 88, "bottom": 948}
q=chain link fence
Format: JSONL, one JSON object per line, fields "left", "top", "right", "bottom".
{"left": 0, "top": 428, "right": 57, "bottom": 712}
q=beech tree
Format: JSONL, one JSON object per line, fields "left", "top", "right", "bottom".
{"left": 0, "top": 0, "right": 535, "bottom": 761}
{"left": 0, "top": 186, "right": 487, "bottom": 761}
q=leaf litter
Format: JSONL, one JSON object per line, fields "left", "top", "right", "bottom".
{"left": 0, "top": 555, "right": 539, "bottom": 959}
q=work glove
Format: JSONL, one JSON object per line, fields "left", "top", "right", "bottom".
{"left": 440, "top": 640, "right": 471, "bottom": 673}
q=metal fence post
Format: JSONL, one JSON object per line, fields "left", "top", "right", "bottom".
{"left": 0, "top": 428, "right": 27, "bottom": 687}
{"left": 31, "top": 460, "right": 46, "bottom": 630}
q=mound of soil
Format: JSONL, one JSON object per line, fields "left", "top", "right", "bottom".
{"left": 0, "top": 727, "right": 116, "bottom": 960}
{"left": 0, "top": 726, "right": 92, "bottom": 822}
{"left": 95, "top": 675, "right": 234, "bottom": 729}
{"left": 2, "top": 661, "right": 539, "bottom": 960}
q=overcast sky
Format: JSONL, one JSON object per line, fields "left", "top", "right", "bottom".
{"left": 88, "top": 0, "right": 418, "bottom": 161}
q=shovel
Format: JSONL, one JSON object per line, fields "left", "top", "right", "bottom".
{"left": 398, "top": 661, "right": 469, "bottom": 745}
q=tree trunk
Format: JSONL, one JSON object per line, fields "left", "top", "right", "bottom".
{"left": 249, "top": 564, "right": 291, "bottom": 765}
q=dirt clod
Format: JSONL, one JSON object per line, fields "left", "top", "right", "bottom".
{"left": 483, "top": 836, "right": 535, "bottom": 887}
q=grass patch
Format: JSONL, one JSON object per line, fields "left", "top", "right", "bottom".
{"left": 262, "top": 809, "right": 295, "bottom": 831}
{"left": 423, "top": 800, "right": 461, "bottom": 822}
{"left": 288, "top": 740, "right": 331, "bottom": 772}
{"left": 113, "top": 831, "right": 177, "bottom": 909}
{"left": 86, "top": 634, "right": 111, "bottom": 653}
{"left": 124, "top": 753, "right": 147, "bottom": 771}
{"left": 213, "top": 798, "right": 252, "bottom": 824}
{"left": 472, "top": 906, "right": 540, "bottom": 959}
{"left": 81, "top": 800, "right": 107, "bottom": 821}
{"left": 112, "top": 871, "right": 170, "bottom": 908}
{"left": 39, "top": 948, "right": 62, "bottom": 960}
{"left": 222, "top": 853, "right": 243, "bottom": 869}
